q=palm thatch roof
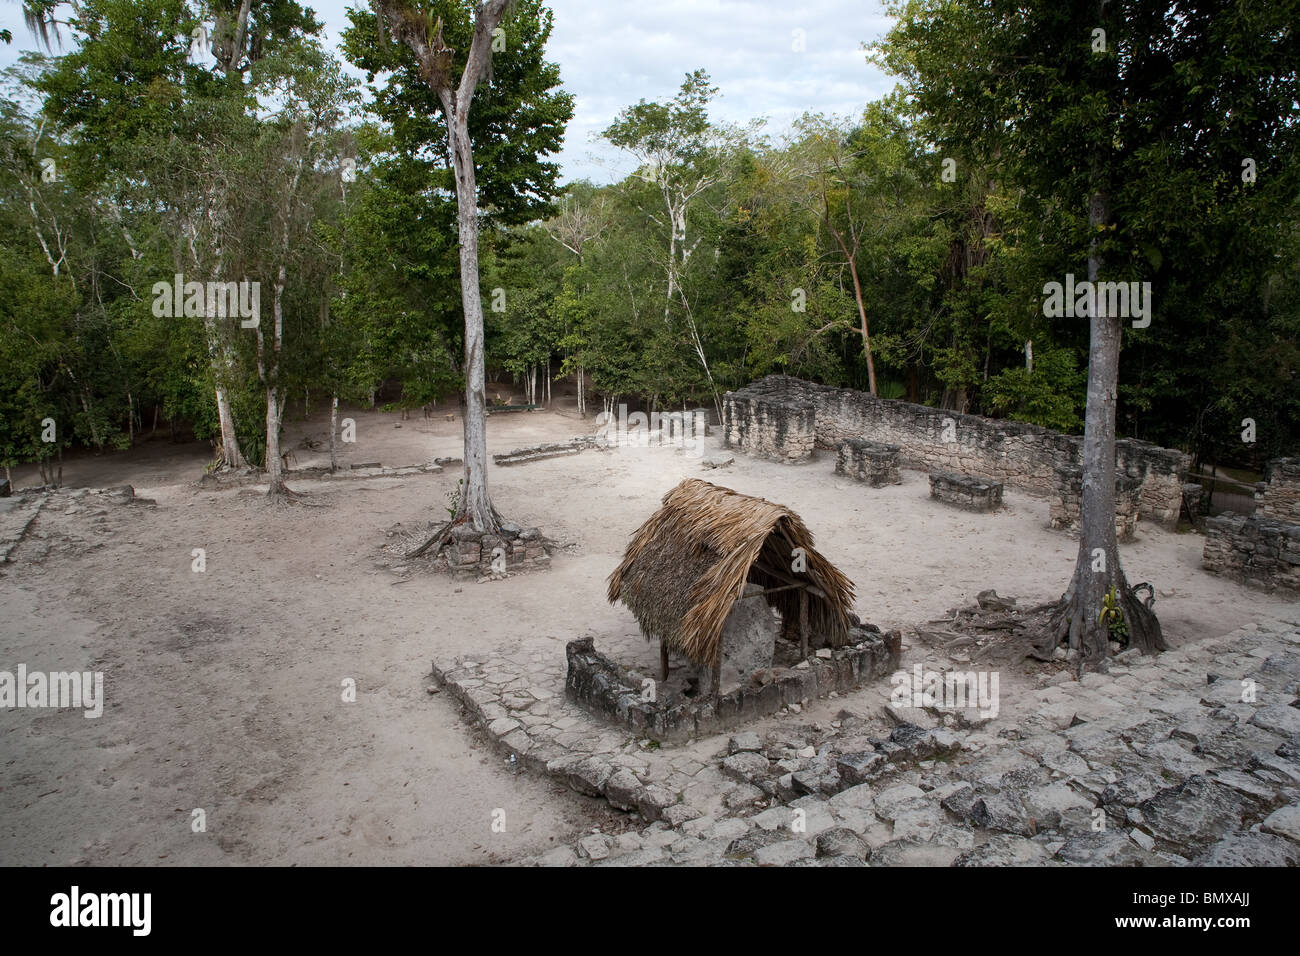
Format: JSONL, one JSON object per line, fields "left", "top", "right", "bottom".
{"left": 607, "top": 479, "right": 855, "bottom": 669}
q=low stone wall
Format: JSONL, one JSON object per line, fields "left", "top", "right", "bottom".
{"left": 493, "top": 436, "right": 603, "bottom": 466}
{"left": 723, "top": 376, "right": 1189, "bottom": 528}
{"left": 1256, "top": 458, "right": 1300, "bottom": 524}
{"left": 929, "top": 472, "right": 1003, "bottom": 512}
{"left": 443, "top": 524, "right": 550, "bottom": 579}
{"left": 720, "top": 392, "right": 815, "bottom": 463}
{"left": 565, "top": 628, "right": 901, "bottom": 742}
{"left": 1050, "top": 467, "right": 1142, "bottom": 541}
{"left": 1202, "top": 512, "right": 1300, "bottom": 592}
{"left": 835, "top": 439, "right": 902, "bottom": 487}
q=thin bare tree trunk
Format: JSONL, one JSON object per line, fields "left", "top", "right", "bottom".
{"left": 266, "top": 383, "right": 284, "bottom": 491}
{"left": 446, "top": 95, "right": 497, "bottom": 531}
{"left": 329, "top": 395, "right": 338, "bottom": 472}
{"left": 261, "top": 262, "right": 290, "bottom": 497}
{"left": 371, "top": 0, "right": 515, "bottom": 536}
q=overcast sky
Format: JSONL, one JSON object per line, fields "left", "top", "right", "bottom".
{"left": 0, "top": 0, "right": 898, "bottom": 183}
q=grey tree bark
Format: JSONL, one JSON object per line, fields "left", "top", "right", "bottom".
{"left": 329, "top": 395, "right": 339, "bottom": 472}
{"left": 260, "top": 263, "right": 288, "bottom": 497}
{"left": 374, "top": 0, "right": 512, "bottom": 534}
{"left": 1044, "top": 186, "right": 1164, "bottom": 663}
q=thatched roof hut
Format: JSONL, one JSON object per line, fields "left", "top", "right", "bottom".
{"left": 607, "top": 478, "right": 856, "bottom": 672}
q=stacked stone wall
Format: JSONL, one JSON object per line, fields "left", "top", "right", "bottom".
{"left": 724, "top": 376, "right": 1189, "bottom": 528}
{"left": 1202, "top": 513, "right": 1300, "bottom": 592}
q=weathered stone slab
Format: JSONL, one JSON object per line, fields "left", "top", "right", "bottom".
{"left": 929, "top": 471, "right": 1003, "bottom": 512}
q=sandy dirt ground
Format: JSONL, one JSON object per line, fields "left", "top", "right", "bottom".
{"left": 1, "top": 392, "right": 1294, "bottom": 866}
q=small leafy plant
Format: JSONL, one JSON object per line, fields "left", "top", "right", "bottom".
{"left": 1098, "top": 586, "right": 1128, "bottom": 645}
{"left": 445, "top": 478, "right": 463, "bottom": 519}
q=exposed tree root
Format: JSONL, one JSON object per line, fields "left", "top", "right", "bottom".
{"left": 406, "top": 520, "right": 452, "bottom": 559}
{"left": 1036, "top": 572, "right": 1166, "bottom": 669}
{"left": 265, "top": 483, "right": 305, "bottom": 506}
{"left": 405, "top": 503, "right": 509, "bottom": 559}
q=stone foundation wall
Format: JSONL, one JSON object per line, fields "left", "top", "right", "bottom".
{"left": 723, "top": 376, "right": 1189, "bottom": 527}
{"left": 1256, "top": 458, "right": 1300, "bottom": 524}
{"left": 1050, "top": 468, "right": 1142, "bottom": 541}
{"left": 565, "top": 628, "right": 901, "bottom": 742}
{"left": 835, "top": 439, "right": 902, "bottom": 486}
{"left": 721, "top": 392, "right": 815, "bottom": 463}
{"left": 1202, "top": 512, "right": 1300, "bottom": 592}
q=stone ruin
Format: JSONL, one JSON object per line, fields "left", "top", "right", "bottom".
{"left": 721, "top": 391, "right": 815, "bottom": 463}
{"left": 835, "top": 439, "right": 902, "bottom": 487}
{"left": 442, "top": 523, "right": 552, "bottom": 579}
{"left": 1256, "top": 457, "right": 1300, "bottom": 524}
{"left": 1202, "top": 457, "right": 1300, "bottom": 593}
{"left": 929, "top": 471, "right": 1004, "bottom": 512}
{"left": 564, "top": 621, "right": 901, "bottom": 742}
{"left": 723, "top": 375, "right": 1190, "bottom": 528}
{"left": 1050, "top": 466, "right": 1142, "bottom": 541}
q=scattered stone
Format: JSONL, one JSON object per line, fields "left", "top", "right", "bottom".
{"left": 578, "top": 834, "right": 610, "bottom": 860}
{"left": 954, "top": 834, "right": 1050, "bottom": 867}
{"left": 604, "top": 768, "right": 643, "bottom": 812}
{"left": 1260, "top": 803, "right": 1300, "bottom": 844}
{"left": 806, "top": 827, "right": 866, "bottom": 860}
{"left": 970, "top": 791, "right": 1034, "bottom": 836}
{"left": 662, "top": 804, "right": 702, "bottom": 827}
{"left": 722, "top": 751, "right": 771, "bottom": 784}
{"left": 1056, "top": 830, "right": 1158, "bottom": 867}
{"left": 976, "top": 589, "right": 1016, "bottom": 610}
{"left": 754, "top": 839, "right": 816, "bottom": 866}
{"left": 724, "top": 783, "right": 764, "bottom": 810}
{"left": 1250, "top": 705, "right": 1300, "bottom": 738}
{"left": 873, "top": 784, "right": 927, "bottom": 820}
{"left": 1129, "top": 828, "right": 1156, "bottom": 852}
{"left": 1194, "top": 831, "right": 1300, "bottom": 866}
{"left": 1138, "top": 776, "right": 1247, "bottom": 853}
{"left": 836, "top": 752, "right": 885, "bottom": 786}
{"left": 537, "top": 846, "right": 578, "bottom": 867}
{"left": 728, "top": 732, "right": 762, "bottom": 754}
{"left": 725, "top": 828, "right": 791, "bottom": 860}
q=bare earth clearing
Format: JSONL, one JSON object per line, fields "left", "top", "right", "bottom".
{"left": 1, "top": 395, "right": 1294, "bottom": 865}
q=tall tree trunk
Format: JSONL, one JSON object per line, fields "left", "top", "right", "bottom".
{"left": 445, "top": 99, "right": 498, "bottom": 532}
{"left": 375, "top": 0, "right": 513, "bottom": 536}
{"left": 261, "top": 263, "right": 290, "bottom": 497}
{"left": 846, "top": 256, "right": 877, "bottom": 396}
{"left": 329, "top": 395, "right": 339, "bottom": 472}
{"left": 1046, "top": 186, "right": 1163, "bottom": 663}
{"left": 266, "top": 384, "right": 284, "bottom": 493}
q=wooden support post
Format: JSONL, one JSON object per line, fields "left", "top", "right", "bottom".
{"left": 660, "top": 641, "right": 669, "bottom": 682}
{"left": 712, "top": 657, "right": 722, "bottom": 704}
{"left": 799, "top": 586, "right": 809, "bottom": 660}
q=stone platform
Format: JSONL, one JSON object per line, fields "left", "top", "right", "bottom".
{"left": 836, "top": 439, "right": 903, "bottom": 487}
{"left": 564, "top": 627, "right": 901, "bottom": 742}
{"left": 929, "top": 472, "right": 1004, "bottom": 511}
